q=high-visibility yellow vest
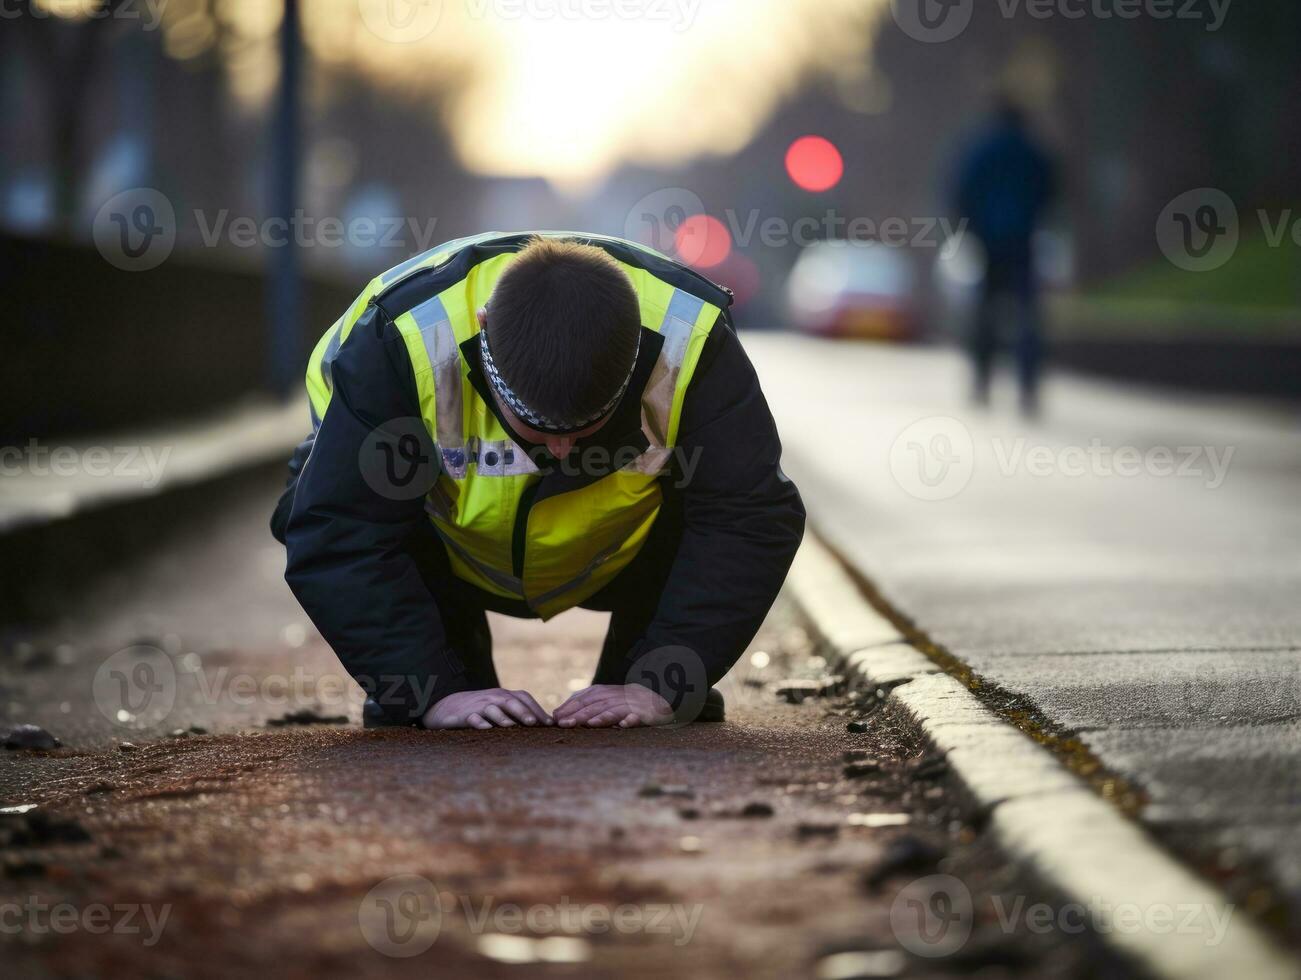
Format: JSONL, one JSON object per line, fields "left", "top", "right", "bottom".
{"left": 305, "top": 232, "right": 731, "bottom": 619}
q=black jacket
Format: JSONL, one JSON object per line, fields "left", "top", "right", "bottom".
{"left": 274, "top": 305, "right": 804, "bottom": 723}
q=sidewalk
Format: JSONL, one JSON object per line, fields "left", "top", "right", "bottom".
{"left": 745, "top": 333, "right": 1301, "bottom": 940}
{"left": 1, "top": 469, "right": 1113, "bottom": 978}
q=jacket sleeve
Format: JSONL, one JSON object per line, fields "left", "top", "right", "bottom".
{"left": 627, "top": 318, "right": 806, "bottom": 688}
{"left": 282, "top": 303, "right": 472, "bottom": 724}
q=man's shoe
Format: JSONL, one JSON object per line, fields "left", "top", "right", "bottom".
{"left": 695, "top": 687, "right": 725, "bottom": 723}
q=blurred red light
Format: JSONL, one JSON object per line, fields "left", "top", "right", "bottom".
{"left": 674, "top": 214, "right": 732, "bottom": 268}
{"left": 785, "top": 136, "right": 844, "bottom": 192}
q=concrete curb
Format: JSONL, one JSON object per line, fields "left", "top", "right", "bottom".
{"left": 786, "top": 533, "right": 1299, "bottom": 980}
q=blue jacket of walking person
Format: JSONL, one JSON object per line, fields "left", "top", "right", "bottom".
{"left": 952, "top": 105, "right": 1056, "bottom": 265}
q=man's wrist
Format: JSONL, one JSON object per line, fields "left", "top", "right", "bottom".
{"left": 356, "top": 666, "right": 471, "bottom": 727}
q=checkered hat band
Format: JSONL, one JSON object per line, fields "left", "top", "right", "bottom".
{"left": 479, "top": 327, "right": 639, "bottom": 436}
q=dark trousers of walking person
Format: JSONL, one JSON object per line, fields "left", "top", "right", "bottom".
{"left": 971, "top": 251, "right": 1043, "bottom": 414}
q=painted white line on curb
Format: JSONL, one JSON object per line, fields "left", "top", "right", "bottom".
{"left": 787, "top": 534, "right": 1299, "bottom": 980}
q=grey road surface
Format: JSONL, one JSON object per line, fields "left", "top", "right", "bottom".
{"left": 746, "top": 332, "right": 1301, "bottom": 927}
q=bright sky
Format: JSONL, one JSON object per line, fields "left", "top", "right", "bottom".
{"left": 157, "top": 0, "right": 887, "bottom": 187}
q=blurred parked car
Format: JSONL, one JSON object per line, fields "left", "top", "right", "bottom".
{"left": 785, "top": 240, "right": 920, "bottom": 341}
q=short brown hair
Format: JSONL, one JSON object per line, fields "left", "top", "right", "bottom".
{"left": 485, "top": 237, "right": 641, "bottom": 422}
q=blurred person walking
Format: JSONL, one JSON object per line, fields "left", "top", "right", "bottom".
{"left": 951, "top": 98, "right": 1057, "bottom": 414}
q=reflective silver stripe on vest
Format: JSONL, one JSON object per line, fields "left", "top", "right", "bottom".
{"left": 436, "top": 437, "right": 539, "bottom": 480}
{"left": 624, "top": 288, "right": 706, "bottom": 475}
{"left": 423, "top": 499, "right": 525, "bottom": 596}
{"left": 410, "top": 295, "right": 466, "bottom": 477}
{"left": 380, "top": 233, "right": 494, "bottom": 289}
{"left": 380, "top": 246, "right": 438, "bottom": 286}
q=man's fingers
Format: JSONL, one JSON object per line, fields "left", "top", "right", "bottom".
{"left": 563, "top": 697, "right": 626, "bottom": 723}
{"left": 500, "top": 698, "right": 537, "bottom": 726}
{"left": 566, "top": 698, "right": 632, "bottom": 726}
{"left": 511, "top": 691, "right": 552, "bottom": 724}
{"left": 617, "top": 712, "right": 641, "bottom": 728}
{"left": 583, "top": 710, "right": 624, "bottom": 727}
{"left": 482, "top": 704, "right": 515, "bottom": 727}
{"left": 466, "top": 712, "right": 491, "bottom": 730}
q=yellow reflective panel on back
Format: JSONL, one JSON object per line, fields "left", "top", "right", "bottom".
{"left": 522, "top": 473, "right": 664, "bottom": 619}
{"left": 304, "top": 233, "right": 723, "bottom": 616}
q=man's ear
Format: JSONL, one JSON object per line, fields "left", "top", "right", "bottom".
{"left": 477, "top": 307, "right": 488, "bottom": 328}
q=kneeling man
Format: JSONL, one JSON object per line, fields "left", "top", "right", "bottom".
{"left": 273, "top": 233, "right": 804, "bottom": 729}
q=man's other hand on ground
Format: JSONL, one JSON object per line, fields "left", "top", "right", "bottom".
{"left": 422, "top": 689, "right": 553, "bottom": 729}
{"left": 554, "top": 684, "right": 675, "bottom": 728}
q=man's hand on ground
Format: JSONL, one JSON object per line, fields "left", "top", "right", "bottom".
{"left": 553, "top": 684, "right": 675, "bottom": 728}
{"left": 422, "top": 689, "right": 552, "bottom": 730}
